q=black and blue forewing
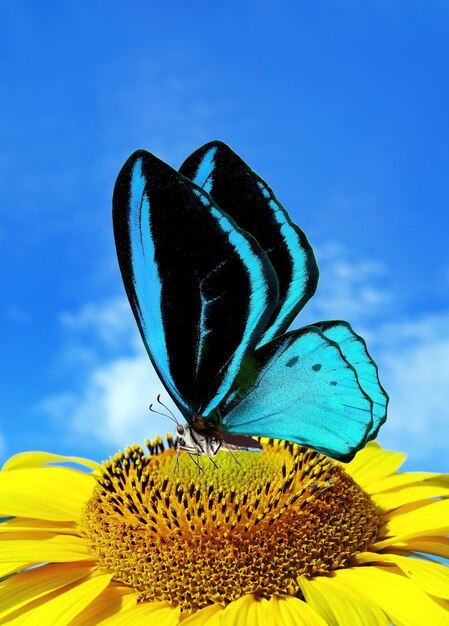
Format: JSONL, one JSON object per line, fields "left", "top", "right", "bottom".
{"left": 113, "top": 150, "right": 279, "bottom": 421}
{"left": 180, "top": 141, "right": 319, "bottom": 347}
{"left": 219, "top": 326, "right": 374, "bottom": 461}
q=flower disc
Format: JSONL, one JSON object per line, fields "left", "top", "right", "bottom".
{"left": 81, "top": 437, "right": 383, "bottom": 611}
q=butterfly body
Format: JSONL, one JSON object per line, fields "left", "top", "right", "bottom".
{"left": 176, "top": 420, "right": 223, "bottom": 459}
{"left": 175, "top": 418, "right": 262, "bottom": 461}
{"left": 113, "top": 141, "right": 388, "bottom": 462}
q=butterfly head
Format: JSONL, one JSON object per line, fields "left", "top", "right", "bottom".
{"left": 176, "top": 423, "right": 187, "bottom": 447}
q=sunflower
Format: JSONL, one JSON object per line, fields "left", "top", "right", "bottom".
{"left": 1, "top": 438, "right": 448, "bottom": 626}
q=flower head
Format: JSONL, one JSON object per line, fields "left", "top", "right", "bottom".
{"left": 1, "top": 440, "right": 449, "bottom": 625}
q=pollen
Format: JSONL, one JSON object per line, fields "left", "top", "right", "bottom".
{"left": 80, "top": 436, "right": 383, "bottom": 612}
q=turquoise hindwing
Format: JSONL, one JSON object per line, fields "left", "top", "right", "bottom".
{"left": 313, "top": 321, "right": 389, "bottom": 440}
{"left": 220, "top": 326, "right": 373, "bottom": 462}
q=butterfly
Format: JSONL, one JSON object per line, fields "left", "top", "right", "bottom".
{"left": 113, "top": 141, "right": 388, "bottom": 462}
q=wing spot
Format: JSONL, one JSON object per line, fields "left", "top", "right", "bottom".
{"left": 286, "top": 356, "right": 299, "bottom": 368}
{"left": 312, "top": 364, "right": 322, "bottom": 372}
{"left": 330, "top": 381, "right": 338, "bottom": 386}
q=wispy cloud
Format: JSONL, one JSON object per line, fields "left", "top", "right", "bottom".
{"left": 374, "top": 311, "right": 449, "bottom": 465}
{"left": 41, "top": 297, "right": 178, "bottom": 448}
{"left": 5, "top": 305, "right": 32, "bottom": 325}
{"left": 60, "top": 298, "right": 136, "bottom": 353}
{"left": 43, "top": 355, "right": 175, "bottom": 448}
{"left": 298, "top": 243, "right": 392, "bottom": 330}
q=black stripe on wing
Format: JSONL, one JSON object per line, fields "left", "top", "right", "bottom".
{"left": 113, "top": 149, "right": 278, "bottom": 420}
{"left": 180, "top": 141, "right": 319, "bottom": 346}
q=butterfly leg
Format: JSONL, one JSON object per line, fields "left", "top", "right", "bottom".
{"left": 174, "top": 442, "right": 204, "bottom": 474}
{"left": 222, "top": 441, "right": 242, "bottom": 466}
{"left": 191, "top": 449, "right": 203, "bottom": 476}
{"left": 185, "top": 447, "right": 204, "bottom": 474}
{"left": 208, "top": 455, "right": 219, "bottom": 469}
{"left": 174, "top": 440, "right": 182, "bottom": 473}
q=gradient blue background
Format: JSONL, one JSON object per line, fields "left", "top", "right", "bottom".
{"left": 1, "top": 1, "right": 448, "bottom": 471}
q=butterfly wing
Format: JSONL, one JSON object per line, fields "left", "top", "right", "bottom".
{"left": 180, "top": 141, "right": 319, "bottom": 346}
{"left": 312, "top": 321, "right": 388, "bottom": 440}
{"left": 113, "top": 150, "right": 278, "bottom": 420}
{"left": 220, "top": 327, "right": 373, "bottom": 461}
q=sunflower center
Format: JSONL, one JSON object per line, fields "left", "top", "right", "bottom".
{"left": 80, "top": 436, "right": 383, "bottom": 612}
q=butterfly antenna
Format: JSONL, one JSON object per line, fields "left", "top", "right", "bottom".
{"left": 149, "top": 403, "right": 178, "bottom": 425}
{"left": 157, "top": 394, "right": 179, "bottom": 425}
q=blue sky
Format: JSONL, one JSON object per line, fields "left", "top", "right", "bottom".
{"left": 1, "top": 1, "right": 448, "bottom": 471}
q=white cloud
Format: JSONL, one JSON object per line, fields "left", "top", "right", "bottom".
{"left": 42, "top": 298, "right": 179, "bottom": 449}
{"left": 46, "top": 354, "right": 177, "bottom": 448}
{"left": 60, "top": 298, "right": 137, "bottom": 351}
{"left": 5, "top": 305, "right": 32, "bottom": 325}
{"left": 298, "top": 243, "right": 391, "bottom": 329}
{"left": 374, "top": 312, "right": 449, "bottom": 466}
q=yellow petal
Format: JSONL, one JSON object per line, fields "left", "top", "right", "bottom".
{"left": 245, "top": 597, "right": 275, "bottom": 626}
{"left": 180, "top": 604, "right": 224, "bottom": 626}
{"left": 68, "top": 583, "right": 137, "bottom": 626}
{"left": 373, "top": 484, "right": 449, "bottom": 510}
{"left": 333, "top": 564, "right": 449, "bottom": 626}
{"left": 99, "top": 601, "right": 179, "bottom": 625}
{"left": 0, "top": 467, "right": 95, "bottom": 521}
{"left": 430, "top": 474, "right": 449, "bottom": 487}
{"left": 0, "top": 531, "right": 94, "bottom": 562}
{"left": 270, "top": 596, "right": 328, "bottom": 626}
{"left": 433, "top": 597, "right": 449, "bottom": 611}
{"left": 217, "top": 595, "right": 260, "bottom": 626}
{"left": 299, "top": 575, "right": 389, "bottom": 625}
{"left": 0, "top": 571, "right": 112, "bottom": 626}
{"left": 2, "top": 451, "right": 100, "bottom": 472}
{"left": 218, "top": 595, "right": 253, "bottom": 626}
{"left": 392, "top": 537, "right": 449, "bottom": 560}
{"left": 0, "top": 562, "right": 95, "bottom": 619}
{"left": 219, "top": 595, "right": 327, "bottom": 626}
{"left": 376, "top": 498, "right": 449, "bottom": 547}
{"left": 0, "top": 563, "right": 31, "bottom": 578}
{"left": 367, "top": 472, "right": 436, "bottom": 494}
{"left": 0, "top": 518, "right": 78, "bottom": 535}
{"left": 354, "top": 552, "right": 449, "bottom": 599}
{"left": 384, "top": 499, "right": 432, "bottom": 518}
{"left": 345, "top": 443, "right": 406, "bottom": 487}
